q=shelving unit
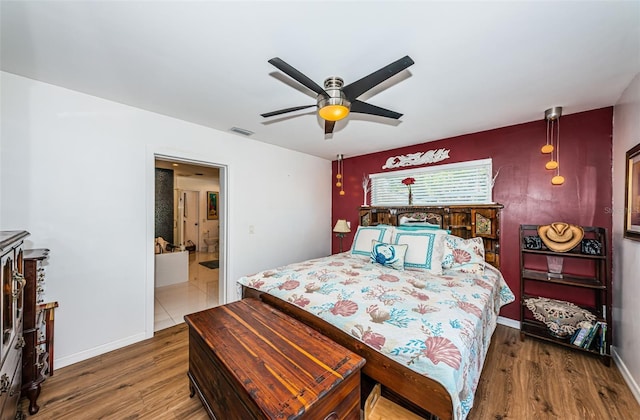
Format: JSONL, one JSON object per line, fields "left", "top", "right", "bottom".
{"left": 519, "top": 224, "right": 611, "bottom": 365}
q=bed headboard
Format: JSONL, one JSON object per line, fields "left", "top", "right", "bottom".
{"left": 358, "top": 204, "right": 503, "bottom": 269}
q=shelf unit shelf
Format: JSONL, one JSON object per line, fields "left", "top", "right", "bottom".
{"left": 520, "top": 319, "right": 607, "bottom": 358}
{"left": 521, "top": 248, "right": 607, "bottom": 260}
{"left": 521, "top": 269, "right": 604, "bottom": 289}
{"left": 519, "top": 224, "right": 611, "bottom": 366}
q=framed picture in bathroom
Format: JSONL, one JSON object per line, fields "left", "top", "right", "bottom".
{"left": 207, "top": 191, "right": 218, "bottom": 220}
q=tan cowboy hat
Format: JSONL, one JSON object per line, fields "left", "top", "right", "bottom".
{"left": 538, "top": 222, "right": 584, "bottom": 253}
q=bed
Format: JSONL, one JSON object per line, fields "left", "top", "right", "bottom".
{"left": 238, "top": 205, "right": 513, "bottom": 420}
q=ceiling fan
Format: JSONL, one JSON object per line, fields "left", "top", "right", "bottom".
{"left": 261, "top": 56, "right": 415, "bottom": 134}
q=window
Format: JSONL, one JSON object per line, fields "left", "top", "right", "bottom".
{"left": 370, "top": 158, "right": 493, "bottom": 205}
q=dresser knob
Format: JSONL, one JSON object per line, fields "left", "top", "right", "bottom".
{"left": 323, "top": 412, "right": 338, "bottom": 420}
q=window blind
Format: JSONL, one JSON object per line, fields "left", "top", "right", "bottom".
{"left": 370, "top": 159, "right": 493, "bottom": 205}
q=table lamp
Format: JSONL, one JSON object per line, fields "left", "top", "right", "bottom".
{"left": 333, "top": 219, "right": 351, "bottom": 252}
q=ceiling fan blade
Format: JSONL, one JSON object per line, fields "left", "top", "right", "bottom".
{"left": 261, "top": 104, "right": 316, "bottom": 118}
{"left": 268, "top": 57, "right": 329, "bottom": 98}
{"left": 342, "top": 55, "right": 414, "bottom": 101}
{"left": 350, "top": 100, "right": 403, "bottom": 119}
{"left": 325, "top": 120, "right": 335, "bottom": 135}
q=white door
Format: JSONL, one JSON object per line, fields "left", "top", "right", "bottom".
{"left": 183, "top": 190, "right": 199, "bottom": 250}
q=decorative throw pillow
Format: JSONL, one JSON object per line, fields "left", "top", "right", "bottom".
{"left": 351, "top": 225, "right": 394, "bottom": 256}
{"left": 442, "top": 235, "right": 485, "bottom": 274}
{"left": 370, "top": 240, "right": 407, "bottom": 271}
{"left": 392, "top": 231, "right": 445, "bottom": 275}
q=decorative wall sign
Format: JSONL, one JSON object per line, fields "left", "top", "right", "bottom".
{"left": 382, "top": 148, "right": 450, "bottom": 169}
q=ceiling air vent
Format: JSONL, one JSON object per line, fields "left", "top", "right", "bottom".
{"left": 230, "top": 127, "right": 254, "bottom": 136}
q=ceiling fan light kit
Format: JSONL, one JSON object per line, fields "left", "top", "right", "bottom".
{"left": 262, "top": 55, "right": 414, "bottom": 134}
{"left": 317, "top": 77, "right": 351, "bottom": 121}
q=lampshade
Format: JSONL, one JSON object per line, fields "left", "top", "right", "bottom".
{"left": 333, "top": 219, "right": 351, "bottom": 233}
{"left": 551, "top": 175, "right": 565, "bottom": 185}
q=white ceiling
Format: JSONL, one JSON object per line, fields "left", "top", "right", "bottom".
{"left": 2, "top": 1, "right": 639, "bottom": 160}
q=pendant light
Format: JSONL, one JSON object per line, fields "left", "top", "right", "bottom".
{"left": 336, "top": 154, "right": 345, "bottom": 196}
{"left": 543, "top": 107, "right": 564, "bottom": 185}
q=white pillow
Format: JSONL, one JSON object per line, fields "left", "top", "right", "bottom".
{"left": 351, "top": 225, "right": 394, "bottom": 256}
{"left": 392, "top": 230, "right": 445, "bottom": 275}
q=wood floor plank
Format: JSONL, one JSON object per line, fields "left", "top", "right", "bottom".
{"left": 27, "top": 323, "right": 638, "bottom": 419}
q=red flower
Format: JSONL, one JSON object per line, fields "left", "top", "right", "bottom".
{"left": 402, "top": 177, "right": 415, "bottom": 186}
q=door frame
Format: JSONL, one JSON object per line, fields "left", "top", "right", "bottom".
{"left": 147, "top": 150, "right": 228, "bottom": 338}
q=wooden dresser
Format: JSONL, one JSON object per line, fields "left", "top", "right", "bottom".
{"left": 0, "top": 231, "right": 29, "bottom": 420}
{"left": 185, "top": 299, "right": 366, "bottom": 419}
{"left": 22, "top": 249, "right": 57, "bottom": 415}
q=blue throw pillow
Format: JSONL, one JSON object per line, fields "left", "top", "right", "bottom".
{"left": 370, "top": 240, "right": 408, "bottom": 271}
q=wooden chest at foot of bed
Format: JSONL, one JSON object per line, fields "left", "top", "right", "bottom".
{"left": 184, "top": 298, "right": 366, "bottom": 420}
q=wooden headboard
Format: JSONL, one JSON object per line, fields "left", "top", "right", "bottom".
{"left": 358, "top": 204, "right": 503, "bottom": 269}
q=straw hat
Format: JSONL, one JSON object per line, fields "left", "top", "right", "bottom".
{"left": 537, "top": 222, "right": 584, "bottom": 252}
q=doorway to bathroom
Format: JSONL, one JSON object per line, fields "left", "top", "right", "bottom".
{"left": 153, "top": 157, "right": 224, "bottom": 332}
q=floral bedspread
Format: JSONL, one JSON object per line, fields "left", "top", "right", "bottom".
{"left": 237, "top": 253, "right": 515, "bottom": 420}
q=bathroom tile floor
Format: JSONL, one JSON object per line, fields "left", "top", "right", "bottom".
{"left": 154, "top": 251, "right": 220, "bottom": 332}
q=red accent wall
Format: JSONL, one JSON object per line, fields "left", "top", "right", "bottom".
{"left": 331, "top": 107, "right": 613, "bottom": 320}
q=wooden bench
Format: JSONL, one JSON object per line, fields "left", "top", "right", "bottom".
{"left": 185, "top": 298, "right": 366, "bottom": 419}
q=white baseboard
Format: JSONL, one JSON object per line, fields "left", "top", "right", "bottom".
{"left": 611, "top": 346, "right": 640, "bottom": 405}
{"left": 54, "top": 332, "right": 147, "bottom": 370}
{"left": 497, "top": 316, "right": 520, "bottom": 330}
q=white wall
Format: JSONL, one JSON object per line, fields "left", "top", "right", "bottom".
{"left": 0, "top": 72, "right": 332, "bottom": 368}
{"left": 612, "top": 72, "right": 640, "bottom": 402}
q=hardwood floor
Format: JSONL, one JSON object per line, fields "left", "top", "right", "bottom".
{"left": 28, "top": 323, "right": 638, "bottom": 419}
{"left": 29, "top": 324, "right": 208, "bottom": 420}
{"left": 469, "top": 326, "right": 639, "bottom": 420}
